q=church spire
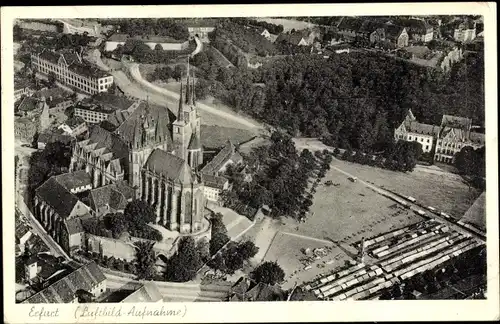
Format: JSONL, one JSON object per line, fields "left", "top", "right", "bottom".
{"left": 177, "top": 82, "right": 184, "bottom": 122}
{"left": 185, "top": 56, "right": 194, "bottom": 105}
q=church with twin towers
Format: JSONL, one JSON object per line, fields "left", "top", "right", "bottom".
{"left": 69, "top": 64, "right": 206, "bottom": 235}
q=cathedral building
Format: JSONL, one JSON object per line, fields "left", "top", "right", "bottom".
{"left": 67, "top": 72, "right": 205, "bottom": 235}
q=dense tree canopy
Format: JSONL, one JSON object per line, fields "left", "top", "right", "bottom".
{"left": 454, "top": 146, "right": 486, "bottom": 178}
{"left": 165, "top": 237, "right": 203, "bottom": 282}
{"left": 134, "top": 240, "right": 157, "bottom": 280}
{"left": 193, "top": 50, "right": 484, "bottom": 152}
{"left": 251, "top": 261, "right": 285, "bottom": 285}
{"left": 107, "top": 18, "right": 189, "bottom": 40}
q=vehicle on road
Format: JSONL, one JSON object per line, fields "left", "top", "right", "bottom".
{"left": 348, "top": 177, "right": 357, "bottom": 183}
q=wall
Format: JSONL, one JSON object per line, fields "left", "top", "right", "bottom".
{"left": 86, "top": 233, "right": 137, "bottom": 261}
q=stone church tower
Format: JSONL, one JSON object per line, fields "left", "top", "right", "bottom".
{"left": 173, "top": 66, "right": 203, "bottom": 171}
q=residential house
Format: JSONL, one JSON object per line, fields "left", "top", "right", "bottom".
{"left": 201, "top": 140, "right": 243, "bottom": 176}
{"left": 336, "top": 17, "right": 365, "bottom": 40}
{"left": 229, "top": 277, "right": 286, "bottom": 302}
{"left": 384, "top": 25, "right": 409, "bottom": 48}
{"left": 47, "top": 97, "right": 74, "bottom": 114}
{"left": 58, "top": 116, "right": 88, "bottom": 137}
{"left": 120, "top": 282, "right": 163, "bottom": 303}
{"left": 395, "top": 18, "right": 434, "bottom": 42}
{"left": 202, "top": 174, "right": 229, "bottom": 203}
{"left": 357, "top": 20, "right": 386, "bottom": 44}
{"left": 185, "top": 19, "right": 217, "bottom": 42}
{"left": 83, "top": 181, "right": 135, "bottom": 217}
{"left": 14, "top": 80, "right": 35, "bottom": 101}
{"left": 15, "top": 96, "right": 40, "bottom": 117}
{"left": 260, "top": 28, "right": 272, "bottom": 40}
{"left": 104, "top": 33, "right": 190, "bottom": 52}
{"left": 21, "top": 261, "right": 106, "bottom": 304}
{"left": 453, "top": 21, "right": 476, "bottom": 43}
{"left": 31, "top": 49, "right": 114, "bottom": 95}
{"left": 394, "top": 110, "right": 440, "bottom": 153}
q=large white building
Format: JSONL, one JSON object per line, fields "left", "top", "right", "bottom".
{"left": 31, "top": 50, "right": 113, "bottom": 95}
{"left": 394, "top": 110, "right": 485, "bottom": 164}
{"left": 394, "top": 110, "right": 440, "bottom": 153}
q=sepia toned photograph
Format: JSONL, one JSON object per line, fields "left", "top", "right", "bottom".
{"left": 2, "top": 3, "right": 498, "bottom": 323}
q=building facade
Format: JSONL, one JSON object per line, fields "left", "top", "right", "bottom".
{"left": 394, "top": 110, "right": 485, "bottom": 164}
{"left": 31, "top": 50, "right": 114, "bottom": 95}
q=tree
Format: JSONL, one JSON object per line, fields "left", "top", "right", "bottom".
{"left": 124, "top": 200, "right": 156, "bottom": 228}
{"left": 134, "top": 240, "right": 156, "bottom": 280}
{"left": 210, "top": 232, "right": 230, "bottom": 256}
{"left": 103, "top": 213, "right": 128, "bottom": 238}
{"left": 237, "top": 240, "right": 259, "bottom": 260}
{"left": 172, "top": 64, "right": 186, "bottom": 82}
{"left": 75, "top": 289, "right": 94, "bottom": 303}
{"left": 251, "top": 261, "right": 285, "bottom": 285}
{"left": 48, "top": 72, "right": 57, "bottom": 87}
{"left": 196, "top": 238, "right": 210, "bottom": 263}
{"left": 164, "top": 237, "right": 202, "bottom": 282}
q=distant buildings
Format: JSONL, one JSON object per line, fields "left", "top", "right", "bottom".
{"left": 394, "top": 110, "right": 485, "bottom": 164}
{"left": 104, "top": 33, "right": 190, "bottom": 52}
{"left": 229, "top": 277, "right": 286, "bottom": 301}
{"left": 14, "top": 82, "right": 35, "bottom": 101}
{"left": 74, "top": 93, "right": 141, "bottom": 124}
{"left": 336, "top": 17, "right": 409, "bottom": 48}
{"left": 185, "top": 19, "right": 217, "bottom": 42}
{"left": 393, "top": 18, "right": 434, "bottom": 43}
{"left": 453, "top": 21, "right": 477, "bottom": 43}
{"left": 31, "top": 50, "right": 114, "bottom": 95}
{"left": 21, "top": 261, "right": 106, "bottom": 304}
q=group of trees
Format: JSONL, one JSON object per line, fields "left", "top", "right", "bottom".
{"left": 454, "top": 146, "right": 486, "bottom": 178}
{"left": 210, "top": 20, "right": 279, "bottom": 58}
{"left": 79, "top": 250, "right": 138, "bottom": 274}
{"left": 81, "top": 200, "right": 163, "bottom": 241}
{"left": 251, "top": 261, "right": 285, "bottom": 286}
{"left": 230, "top": 17, "right": 284, "bottom": 35}
{"left": 222, "top": 132, "right": 325, "bottom": 220}
{"left": 107, "top": 18, "right": 189, "bottom": 40}
{"left": 191, "top": 49, "right": 484, "bottom": 153}
{"left": 164, "top": 236, "right": 207, "bottom": 282}
{"left": 335, "top": 140, "right": 423, "bottom": 172}
{"left": 150, "top": 64, "right": 186, "bottom": 83}
{"left": 27, "top": 141, "right": 73, "bottom": 202}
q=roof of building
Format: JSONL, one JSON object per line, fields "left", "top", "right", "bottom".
{"left": 188, "top": 133, "right": 201, "bottom": 150}
{"left": 337, "top": 17, "right": 365, "bottom": 32}
{"left": 113, "top": 102, "right": 172, "bottom": 150}
{"left": 35, "top": 177, "right": 80, "bottom": 219}
{"left": 275, "top": 31, "right": 307, "bottom": 46}
{"left": 37, "top": 131, "right": 74, "bottom": 145}
{"left": 394, "top": 18, "right": 432, "bottom": 33}
{"left": 441, "top": 114, "right": 472, "bottom": 130}
{"left": 358, "top": 20, "right": 386, "bottom": 34}
{"left": 65, "top": 116, "right": 86, "bottom": 128}
{"left": 384, "top": 24, "right": 406, "bottom": 40}
{"left": 22, "top": 261, "right": 106, "bottom": 304}
{"left": 85, "top": 125, "right": 130, "bottom": 162}
{"left": 406, "top": 121, "right": 440, "bottom": 137}
{"left": 108, "top": 33, "right": 188, "bottom": 44}
{"left": 87, "top": 93, "right": 135, "bottom": 111}
{"left": 16, "top": 96, "right": 39, "bottom": 112}
{"left": 202, "top": 174, "right": 228, "bottom": 190}
{"left": 121, "top": 282, "right": 163, "bottom": 303}
{"left": 37, "top": 50, "right": 109, "bottom": 79}
{"left": 144, "top": 149, "right": 192, "bottom": 184}
{"left": 89, "top": 185, "right": 128, "bottom": 212}
{"left": 53, "top": 170, "right": 92, "bottom": 191}
{"left": 65, "top": 217, "right": 84, "bottom": 235}
{"left": 201, "top": 140, "right": 241, "bottom": 175}
{"left": 244, "top": 282, "right": 286, "bottom": 301}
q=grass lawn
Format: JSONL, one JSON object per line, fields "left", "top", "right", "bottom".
{"left": 278, "top": 166, "right": 426, "bottom": 245}
{"left": 330, "top": 159, "right": 481, "bottom": 218}
{"left": 201, "top": 125, "right": 255, "bottom": 149}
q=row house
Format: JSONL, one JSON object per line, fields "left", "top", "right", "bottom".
{"left": 31, "top": 50, "right": 114, "bottom": 95}
{"left": 336, "top": 17, "right": 408, "bottom": 48}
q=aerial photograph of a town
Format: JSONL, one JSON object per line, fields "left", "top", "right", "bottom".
{"left": 11, "top": 13, "right": 488, "bottom": 305}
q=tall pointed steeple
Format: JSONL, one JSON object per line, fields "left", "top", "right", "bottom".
{"left": 185, "top": 56, "right": 194, "bottom": 105}
{"left": 177, "top": 82, "right": 184, "bottom": 122}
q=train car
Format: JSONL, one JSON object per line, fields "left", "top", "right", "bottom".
{"left": 407, "top": 196, "right": 417, "bottom": 203}
{"left": 427, "top": 206, "right": 436, "bottom": 212}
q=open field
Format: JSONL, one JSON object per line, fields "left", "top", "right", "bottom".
{"left": 330, "top": 159, "right": 481, "bottom": 218}
{"left": 279, "top": 167, "right": 426, "bottom": 245}
{"left": 201, "top": 125, "right": 255, "bottom": 149}
{"left": 262, "top": 232, "right": 352, "bottom": 290}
